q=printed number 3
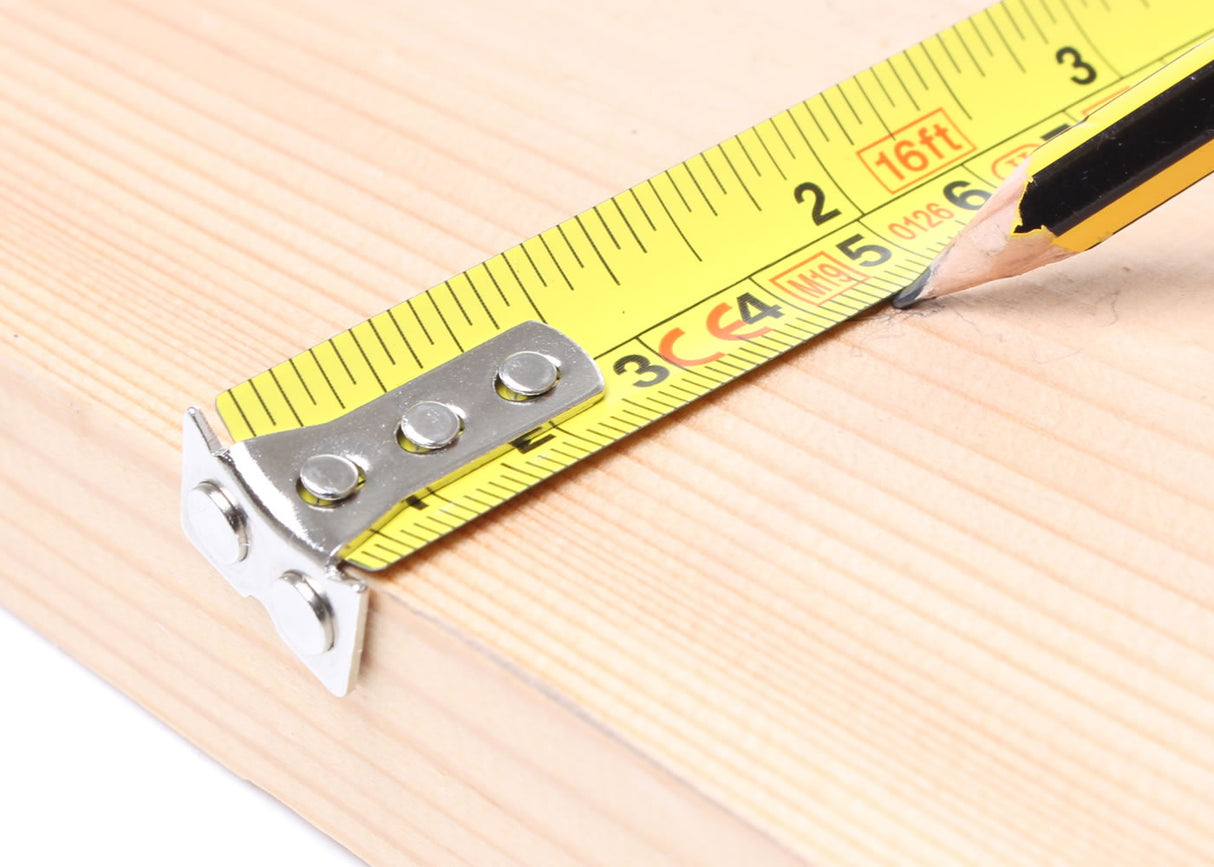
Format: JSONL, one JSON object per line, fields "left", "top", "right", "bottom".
{"left": 613, "top": 354, "right": 669, "bottom": 387}
{"left": 1055, "top": 46, "right": 1097, "bottom": 85}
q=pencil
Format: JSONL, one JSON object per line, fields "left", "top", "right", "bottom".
{"left": 892, "top": 38, "right": 1214, "bottom": 309}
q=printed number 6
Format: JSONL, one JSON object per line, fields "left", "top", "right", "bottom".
{"left": 1055, "top": 46, "right": 1097, "bottom": 85}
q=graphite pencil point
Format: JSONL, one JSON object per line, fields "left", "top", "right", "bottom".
{"left": 891, "top": 269, "right": 931, "bottom": 309}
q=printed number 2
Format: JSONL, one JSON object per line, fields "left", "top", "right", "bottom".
{"left": 1055, "top": 47, "right": 1097, "bottom": 85}
{"left": 794, "top": 182, "right": 842, "bottom": 225}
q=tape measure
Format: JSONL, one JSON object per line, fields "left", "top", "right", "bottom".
{"left": 210, "top": 0, "right": 1211, "bottom": 573}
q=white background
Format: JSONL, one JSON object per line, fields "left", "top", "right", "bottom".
{"left": 0, "top": 605, "right": 364, "bottom": 866}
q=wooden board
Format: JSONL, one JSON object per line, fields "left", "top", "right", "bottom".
{"left": 1, "top": 0, "right": 1212, "bottom": 863}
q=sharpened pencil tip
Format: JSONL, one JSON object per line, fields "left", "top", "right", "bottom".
{"left": 891, "top": 268, "right": 931, "bottom": 309}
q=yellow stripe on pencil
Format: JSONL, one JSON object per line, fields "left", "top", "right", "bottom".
{"left": 892, "top": 37, "right": 1214, "bottom": 308}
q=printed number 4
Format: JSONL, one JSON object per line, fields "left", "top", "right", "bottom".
{"left": 1056, "top": 46, "right": 1097, "bottom": 85}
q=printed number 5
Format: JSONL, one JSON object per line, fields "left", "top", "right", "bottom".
{"left": 1055, "top": 46, "right": 1097, "bottom": 85}
{"left": 836, "top": 233, "right": 891, "bottom": 267}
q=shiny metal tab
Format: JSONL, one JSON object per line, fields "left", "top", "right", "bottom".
{"left": 181, "top": 321, "right": 604, "bottom": 694}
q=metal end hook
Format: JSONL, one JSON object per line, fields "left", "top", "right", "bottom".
{"left": 179, "top": 406, "right": 368, "bottom": 697}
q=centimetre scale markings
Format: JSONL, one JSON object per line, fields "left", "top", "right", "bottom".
{"left": 212, "top": 0, "right": 1212, "bottom": 569}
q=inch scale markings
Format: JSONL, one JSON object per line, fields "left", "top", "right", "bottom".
{"left": 210, "top": 0, "right": 1212, "bottom": 569}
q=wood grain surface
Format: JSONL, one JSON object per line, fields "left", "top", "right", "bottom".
{"left": 1, "top": 0, "right": 1211, "bottom": 864}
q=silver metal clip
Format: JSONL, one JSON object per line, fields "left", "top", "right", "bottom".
{"left": 181, "top": 321, "right": 605, "bottom": 695}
